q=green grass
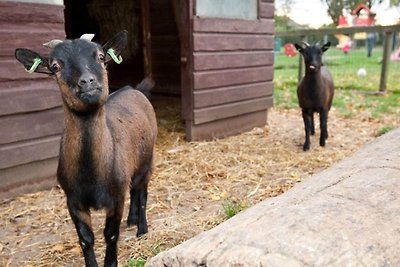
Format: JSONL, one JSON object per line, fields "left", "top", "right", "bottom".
{"left": 274, "top": 47, "right": 400, "bottom": 119}
{"left": 375, "top": 125, "right": 397, "bottom": 137}
{"left": 126, "top": 258, "right": 146, "bottom": 267}
{"left": 222, "top": 200, "right": 246, "bottom": 219}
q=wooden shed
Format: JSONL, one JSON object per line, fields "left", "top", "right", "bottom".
{"left": 0, "top": 0, "right": 65, "bottom": 199}
{"left": 0, "top": 0, "right": 274, "bottom": 198}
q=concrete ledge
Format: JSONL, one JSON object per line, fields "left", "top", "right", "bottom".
{"left": 147, "top": 128, "right": 400, "bottom": 267}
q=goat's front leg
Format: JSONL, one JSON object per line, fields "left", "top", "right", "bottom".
{"left": 104, "top": 197, "right": 124, "bottom": 267}
{"left": 302, "top": 109, "right": 312, "bottom": 151}
{"left": 67, "top": 201, "right": 97, "bottom": 267}
{"left": 310, "top": 112, "right": 315, "bottom": 135}
{"left": 319, "top": 109, "right": 328, "bottom": 147}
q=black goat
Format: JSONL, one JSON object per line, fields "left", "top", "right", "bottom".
{"left": 294, "top": 41, "right": 334, "bottom": 151}
{"left": 15, "top": 31, "right": 157, "bottom": 267}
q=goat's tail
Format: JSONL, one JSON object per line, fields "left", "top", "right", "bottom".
{"left": 136, "top": 75, "right": 155, "bottom": 100}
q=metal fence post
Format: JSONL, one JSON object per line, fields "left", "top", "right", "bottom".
{"left": 379, "top": 31, "right": 394, "bottom": 93}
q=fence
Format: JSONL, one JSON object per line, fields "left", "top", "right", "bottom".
{"left": 275, "top": 25, "right": 400, "bottom": 93}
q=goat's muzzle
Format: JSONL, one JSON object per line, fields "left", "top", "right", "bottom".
{"left": 77, "top": 85, "right": 103, "bottom": 105}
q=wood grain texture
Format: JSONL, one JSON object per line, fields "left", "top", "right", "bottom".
{"left": 0, "top": 2, "right": 64, "bottom": 23}
{"left": 185, "top": 6, "right": 275, "bottom": 140}
{"left": 194, "top": 66, "right": 273, "bottom": 90}
{"left": 0, "top": 2, "right": 65, "bottom": 187}
{"left": 0, "top": 107, "right": 63, "bottom": 145}
{"left": 0, "top": 80, "right": 61, "bottom": 116}
{"left": 193, "top": 51, "right": 274, "bottom": 71}
{"left": 193, "top": 33, "right": 274, "bottom": 52}
{"left": 0, "top": 135, "right": 61, "bottom": 169}
{"left": 148, "top": 128, "right": 400, "bottom": 267}
{"left": 194, "top": 96, "right": 273, "bottom": 124}
{"left": 194, "top": 82, "right": 273, "bottom": 108}
{"left": 187, "top": 110, "right": 267, "bottom": 141}
{"left": 259, "top": 2, "right": 275, "bottom": 19}
{"left": 193, "top": 18, "right": 274, "bottom": 34}
{"left": 0, "top": 157, "right": 58, "bottom": 200}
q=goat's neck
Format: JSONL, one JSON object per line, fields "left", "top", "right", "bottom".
{"left": 62, "top": 104, "right": 113, "bottom": 176}
{"left": 305, "top": 69, "right": 323, "bottom": 87}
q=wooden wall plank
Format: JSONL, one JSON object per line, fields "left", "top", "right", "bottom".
{"left": 0, "top": 136, "right": 60, "bottom": 169}
{"left": 194, "top": 96, "right": 273, "bottom": 125}
{"left": 0, "top": 107, "right": 63, "bottom": 145}
{"left": 193, "top": 18, "right": 274, "bottom": 34}
{"left": 259, "top": 3, "right": 275, "bottom": 19}
{"left": 0, "top": 157, "right": 58, "bottom": 200}
{"left": 194, "top": 51, "right": 274, "bottom": 71}
{"left": 0, "top": 59, "right": 53, "bottom": 82}
{"left": 0, "top": 80, "right": 60, "bottom": 116}
{"left": 194, "top": 82, "right": 273, "bottom": 108}
{"left": 0, "top": 24, "right": 65, "bottom": 57}
{"left": 193, "top": 33, "right": 274, "bottom": 51}
{"left": 194, "top": 66, "right": 273, "bottom": 90}
{"left": 0, "top": 2, "right": 64, "bottom": 23}
{"left": 188, "top": 110, "right": 267, "bottom": 141}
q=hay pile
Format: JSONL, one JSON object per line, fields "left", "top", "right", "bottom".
{"left": 0, "top": 96, "right": 398, "bottom": 266}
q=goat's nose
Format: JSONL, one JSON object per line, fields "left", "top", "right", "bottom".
{"left": 78, "top": 74, "right": 96, "bottom": 87}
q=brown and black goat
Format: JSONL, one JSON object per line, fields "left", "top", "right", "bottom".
{"left": 294, "top": 41, "right": 334, "bottom": 151}
{"left": 15, "top": 31, "right": 157, "bottom": 267}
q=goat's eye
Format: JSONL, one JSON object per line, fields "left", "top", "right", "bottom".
{"left": 98, "top": 53, "right": 105, "bottom": 62}
{"left": 51, "top": 62, "right": 61, "bottom": 73}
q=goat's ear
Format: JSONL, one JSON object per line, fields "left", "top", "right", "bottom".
{"left": 322, "top": 41, "right": 331, "bottom": 52}
{"left": 15, "top": 48, "right": 52, "bottom": 75}
{"left": 294, "top": 43, "right": 304, "bottom": 53}
{"left": 102, "top": 30, "right": 128, "bottom": 64}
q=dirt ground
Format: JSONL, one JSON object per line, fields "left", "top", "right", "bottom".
{"left": 0, "top": 96, "right": 398, "bottom": 267}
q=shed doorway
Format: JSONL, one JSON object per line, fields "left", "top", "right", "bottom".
{"left": 64, "top": 0, "right": 182, "bottom": 94}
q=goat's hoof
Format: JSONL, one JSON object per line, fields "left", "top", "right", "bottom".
{"left": 136, "top": 228, "right": 148, "bottom": 238}
{"left": 320, "top": 140, "right": 326, "bottom": 147}
{"left": 303, "top": 144, "right": 310, "bottom": 151}
{"left": 127, "top": 216, "right": 137, "bottom": 227}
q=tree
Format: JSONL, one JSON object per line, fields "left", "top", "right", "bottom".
{"left": 275, "top": 0, "right": 295, "bottom": 31}
{"left": 321, "top": 0, "right": 400, "bottom": 25}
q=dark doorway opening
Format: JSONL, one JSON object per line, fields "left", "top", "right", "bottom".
{"left": 64, "top": 0, "right": 181, "bottom": 95}
{"left": 64, "top": 0, "right": 145, "bottom": 92}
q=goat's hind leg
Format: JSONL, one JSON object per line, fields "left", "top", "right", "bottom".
{"left": 67, "top": 201, "right": 98, "bottom": 267}
{"left": 319, "top": 109, "right": 328, "bottom": 147}
{"left": 127, "top": 162, "right": 152, "bottom": 237}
